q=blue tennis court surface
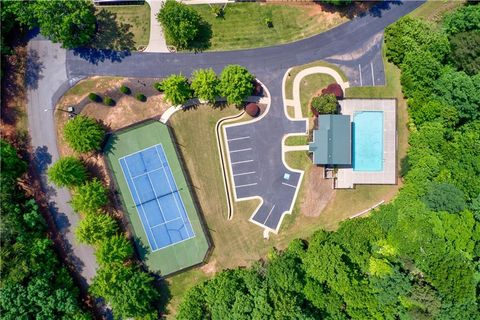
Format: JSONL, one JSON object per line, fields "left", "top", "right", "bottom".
{"left": 119, "top": 144, "right": 195, "bottom": 251}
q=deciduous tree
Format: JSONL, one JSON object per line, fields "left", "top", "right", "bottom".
{"left": 71, "top": 178, "right": 108, "bottom": 214}
{"left": 191, "top": 68, "right": 219, "bottom": 103}
{"left": 311, "top": 94, "right": 337, "bottom": 114}
{"left": 162, "top": 74, "right": 192, "bottom": 105}
{"left": 218, "top": 65, "right": 254, "bottom": 106}
{"left": 95, "top": 235, "right": 133, "bottom": 265}
{"left": 75, "top": 212, "right": 118, "bottom": 245}
{"left": 63, "top": 115, "right": 105, "bottom": 153}
{"left": 47, "top": 157, "right": 87, "bottom": 188}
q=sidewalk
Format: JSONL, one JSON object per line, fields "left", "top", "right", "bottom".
{"left": 144, "top": 0, "right": 169, "bottom": 53}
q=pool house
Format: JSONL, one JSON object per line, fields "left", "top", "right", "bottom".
{"left": 308, "top": 98, "right": 397, "bottom": 189}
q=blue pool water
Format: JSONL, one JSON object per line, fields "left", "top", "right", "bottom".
{"left": 352, "top": 111, "right": 384, "bottom": 171}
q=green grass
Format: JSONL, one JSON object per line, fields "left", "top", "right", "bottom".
{"left": 191, "top": 4, "right": 348, "bottom": 51}
{"left": 299, "top": 73, "right": 335, "bottom": 118}
{"left": 285, "top": 60, "right": 348, "bottom": 99}
{"left": 285, "top": 151, "right": 310, "bottom": 171}
{"left": 285, "top": 135, "right": 308, "bottom": 146}
{"left": 95, "top": 4, "right": 151, "bottom": 50}
{"left": 409, "top": 0, "right": 465, "bottom": 22}
{"left": 104, "top": 121, "right": 209, "bottom": 275}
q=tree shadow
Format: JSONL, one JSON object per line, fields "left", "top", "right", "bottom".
{"left": 25, "top": 49, "right": 44, "bottom": 90}
{"left": 315, "top": 0, "right": 402, "bottom": 19}
{"left": 71, "top": 9, "right": 135, "bottom": 64}
{"left": 188, "top": 21, "right": 212, "bottom": 52}
{"left": 32, "top": 145, "right": 52, "bottom": 174}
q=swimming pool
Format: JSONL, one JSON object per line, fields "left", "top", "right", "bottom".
{"left": 352, "top": 111, "right": 383, "bottom": 171}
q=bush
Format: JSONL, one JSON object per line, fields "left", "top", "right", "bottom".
{"left": 311, "top": 94, "right": 337, "bottom": 115}
{"left": 95, "top": 235, "right": 133, "bottom": 265}
{"left": 158, "top": 0, "right": 204, "bottom": 49}
{"left": 63, "top": 115, "right": 105, "bottom": 153}
{"left": 136, "top": 93, "right": 147, "bottom": 102}
{"left": 47, "top": 157, "right": 87, "bottom": 188}
{"left": 423, "top": 182, "right": 466, "bottom": 213}
{"left": 449, "top": 30, "right": 480, "bottom": 76}
{"left": 191, "top": 68, "right": 219, "bottom": 103}
{"left": 162, "top": 74, "right": 192, "bottom": 105}
{"left": 103, "top": 96, "right": 115, "bottom": 106}
{"left": 443, "top": 5, "right": 480, "bottom": 35}
{"left": 119, "top": 85, "right": 131, "bottom": 95}
{"left": 264, "top": 18, "right": 273, "bottom": 28}
{"left": 88, "top": 92, "right": 101, "bottom": 102}
{"left": 71, "top": 178, "right": 108, "bottom": 214}
{"left": 211, "top": 5, "right": 224, "bottom": 18}
{"left": 218, "top": 65, "right": 254, "bottom": 106}
{"left": 153, "top": 82, "right": 164, "bottom": 92}
{"left": 75, "top": 212, "right": 118, "bottom": 245}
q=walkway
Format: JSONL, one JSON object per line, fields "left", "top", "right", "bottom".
{"left": 144, "top": 0, "right": 169, "bottom": 53}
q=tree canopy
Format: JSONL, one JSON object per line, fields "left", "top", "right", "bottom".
{"left": 75, "top": 212, "right": 118, "bottom": 245}
{"left": 63, "top": 115, "right": 105, "bottom": 153}
{"left": 47, "top": 157, "right": 87, "bottom": 188}
{"left": 311, "top": 94, "right": 338, "bottom": 114}
{"left": 218, "top": 65, "right": 254, "bottom": 106}
{"left": 162, "top": 74, "right": 192, "bottom": 106}
{"left": 70, "top": 178, "right": 109, "bottom": 214}
{"left": 95, "top": 235, "right": 133, "bottom": 266}
{"left": 449, "top": 30, "right": 480, "bottom": 76}
{"left": 191, "top": 68, "right": 219, "bottom": 103}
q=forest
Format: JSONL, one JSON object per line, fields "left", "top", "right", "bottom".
{"left": 176, "top": 4, "right": 480, "bottom": 320}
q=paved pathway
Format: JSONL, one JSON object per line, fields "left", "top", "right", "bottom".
{"left": 144, "top": 0, "right": 169, "bottom": 53}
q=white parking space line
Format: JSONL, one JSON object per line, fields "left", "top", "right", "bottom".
{"left": 264, "top": 205, "right": 276, "bottom": 224}
{"left": 233, "top": 171, "right": 256, "bottom": 177}
{"left": 370, "top": 62, "right": 375, "bottom": 86}
{"left": 228, "top": 136, "right": 250, "bottom": 142}
{"left": 232, "top": 159, "right": 254, "bottom": 165}
{"left": 358, "top": 64, "right": 363, "bottom": 86}
{"left": 282, "top": 182, "right": 297, "bottom": 189}
{"left": 230, "top": 148, "right": 252, "bottom": 153}
{"left": 236, "top": 182, "right": 258, "bottom": 188}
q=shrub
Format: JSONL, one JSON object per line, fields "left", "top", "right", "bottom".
{"left": 162, "top": 74, "right": 192, "bottom": 105}
{"left": 211, "top": 5, "right": 224, "bottom": 18}
{"left": 311, "top": 94, "right": 337, "bottom": 115}
{"left": 75, "top": 212, "right": 118, "bottom": 245}
{"left": 88, "top": 92, "right": 101, "bottom": 102}
{"left": 264, "top": 18, "right": 273, "bottom": 28}
{"left": 153, "top": 82, "right": 164, "bottom": 92}
{"left": 63, "top": 115, "right": 105, "bottom": 153}
{"left": 218, "top": 65, "right": 254, "bottom": 106}
{"left": 95, "top": 235, "right": 133, "bottom": 265}
{"left": 119, "top": 85, "right": 131, "bottom": 95}
{"left": 136, "top": 93, "right": 147, "bottom": 102}
{"left": 423, "top": 182, "right": 466, "bottom": 213}
{"left": 191, "top": 68, "right": 219, "bottom": 103}
{"left": 103, "top": 96, "right": 115, "bottom": 106}
{"left": 71, "top": 178, "right": 108, "bottom": 214}
{"left": 47, "top": 157, "right": 87, "bottom": 188}
{"left": 449, "top": 30, "right": 480, "bottom": 76}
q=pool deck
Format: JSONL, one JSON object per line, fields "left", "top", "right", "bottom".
{"left": 336, "top": 99, "right": 396, "bottom": 189}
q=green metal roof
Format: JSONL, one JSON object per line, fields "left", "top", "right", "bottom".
{"left": 309, "top": 115, "right": 351, "bottom": 165}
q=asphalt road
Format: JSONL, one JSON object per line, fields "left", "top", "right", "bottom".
{"left": 26, "top": 1, "right": 423, "bottom": 283}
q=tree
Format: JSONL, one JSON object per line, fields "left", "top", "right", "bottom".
{"left": 90, "top": 264, "right": 159, "bottom": 319}
{"left": 162, "top": 74, "right": 192, "bottom": 105}
{"left": 157, "top": 0, "right": 203, "bottom": 50}
{"left": 63, "top": 115, "right": 105, "bottom": 153}
{"left": 433, "top": 70, "right": 480, "bottom": 122}
{"left": 71, "top": 178, "right": 108, "bottom": 214}
{"left": 95, "top": 235, "right": 133, "bottom": 265}
{"left": 400, "top": 48, "right": 442, "bottom": 98}
{"left": 443, "top": 4, "right": 480, "bottom": 35}
{"left": 47, "top": 157, "right": 87, "bottom": 188}
{"left": 449, "top": 30, "right": 480, "bottom": 76}
{"left": 321, "top": 0, "right": 352, "bottom": 5}
{"left": 422, "top": 182, "right": 466, "bottom": 213}
{"left": 191, "top": 68, "right": 219, "bottom": 102}
{"left": 0, "top": 139, "right": 27, "bottom": 183}
{"left": 75, "top": 212, "right": 118, "bottom": 245}
{"left": 32, "top": 0, "right": 96, "bottom": 49}
{"left": 311, "top": 94, "right": 338, "bottom": 114}
{"left": 218, "top": 65, "right": 254, "bottom": 106}
{"left": 385, "top": 16, "right": 450, "bottom": 66}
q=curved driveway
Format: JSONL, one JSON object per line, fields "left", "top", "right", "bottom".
{"left": 27, "top": 1, "right": 423, "bottom": 283}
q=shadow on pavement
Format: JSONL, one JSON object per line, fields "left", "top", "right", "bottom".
{"left": 25, "top": 49, "right": 44, "bottom": 90}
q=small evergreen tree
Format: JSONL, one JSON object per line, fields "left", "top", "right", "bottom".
{"left": 47, "top": 157, "right": 87, "bottom": 188}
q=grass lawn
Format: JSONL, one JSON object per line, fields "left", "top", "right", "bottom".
{"left": 299, "top": 74, "right": 335, "bottom": 118}
{"left": 191, "top": 3, "right": 348, "bottom": 51}
{"left": 95, "top": 4, "right": 150, "bottom": 50}
{"left": 285, "top": 135, "right": 308, "bottom": 146}
{"left": 409, "top": 0, "right": 465, "bottom": 22}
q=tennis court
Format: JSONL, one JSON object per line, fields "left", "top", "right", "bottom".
{"left": 119, "top": 144, "right": 195, "bottom": 251}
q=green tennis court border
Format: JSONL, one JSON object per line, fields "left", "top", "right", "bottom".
{"left": 104, "top": 120, "right": 210, "bottom": 275}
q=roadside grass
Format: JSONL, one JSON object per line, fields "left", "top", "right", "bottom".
{"left": 299, "top": 74, "right": 335, "bottom": 117}
{"left": 409, "top": 0, "right": 465, "bottom": 22}
{"left": 191, "top": 3, "right": 348, "bottom": 51}
{"left": 285, "top": 135, "right": 308, "bottom": 146}
{"left": 285, "top": 60, "right": 348, "bottom": 99}
{"left": 95, "top": 4, "right": 150, "bottom": 50}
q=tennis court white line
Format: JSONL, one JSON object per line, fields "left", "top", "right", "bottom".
{"left": 150, "top": 216, "right": 183, "bottom": 230}
{"left": 122, "top": 159, "right": 160, "bottom": 250}
{"left": 264, "top": 205, "right": 276, "bottom": 225}
{"left": 236, "top": 182, "right": 257, "bottom": 188}
{"left": 130, "top": 167, "right": 163, "bottom": 180}
{"left": 233, "top": 171, "right": 256, "bottom": 177}
{"left": 282, "top": 182, "right": 297, "bottom": 189}
{"left": 230, "top": 148, "right": 252, "bottom": 153}
{"left": 118, "top": 144, "right": 163, "bottom": 162}
{"left": 156, "top": 145, "right": 196, "bottom": 239}
{"left": 227, "top": 136, "right": 250, "bottom": 142}
{"left": 232, "top": 159, "right": 254, "bottom": 165}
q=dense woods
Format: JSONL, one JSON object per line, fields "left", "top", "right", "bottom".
{"left": 177, "top": 5, "right": 480, "bottom": 319}
{"left": 0, "top": 140, "right": 91, "bottom": 319}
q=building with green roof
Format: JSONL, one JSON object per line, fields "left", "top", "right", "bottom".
{"left": 309, "top": 115, "right": 351, "bottom": 165}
